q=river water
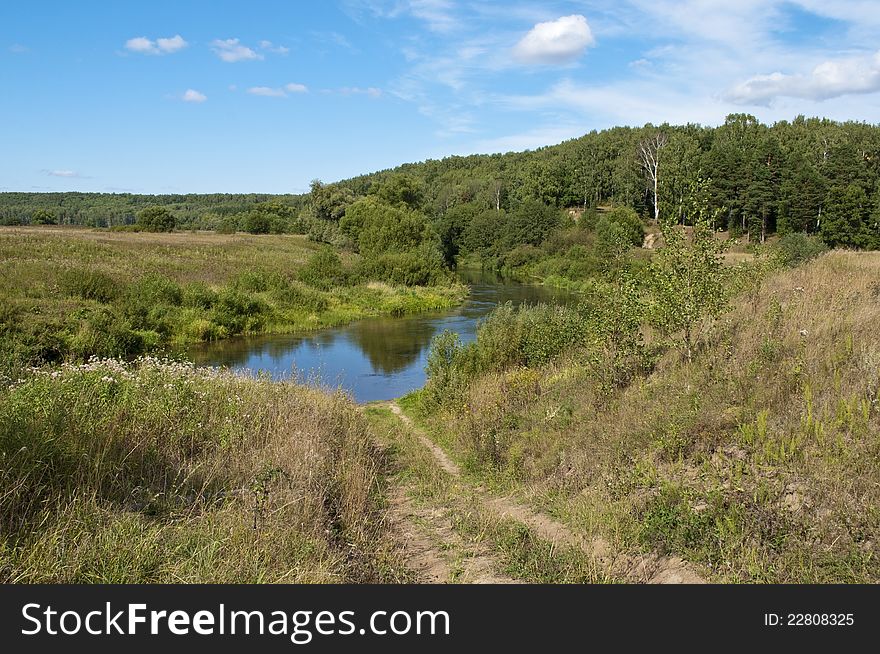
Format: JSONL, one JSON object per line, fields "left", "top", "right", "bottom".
{"left": 186, "top": 269, "right": 574, "bottom": 403}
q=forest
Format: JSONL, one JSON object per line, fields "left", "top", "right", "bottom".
{"left": 3, "top": 114, "right": 880, "bottom": 260}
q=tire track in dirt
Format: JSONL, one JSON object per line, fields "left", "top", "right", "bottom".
{"left": 387, "top": 402, "right": 705, "bottom": 585}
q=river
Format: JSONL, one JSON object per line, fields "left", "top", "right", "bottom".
{"left": 186, "top": 269, "right": 575, "bottom": 403}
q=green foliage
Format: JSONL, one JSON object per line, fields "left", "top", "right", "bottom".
{"left": 310, "top": 179, "right": 356, "bottom": 221}
{"left": 424, "top": 302, "right": 591, "bottom": 406}
{"left": 775, "top": 233, "right": 828, "bottom": 267}
{"left": 370, "top": 173, "right": 424, "bottom": 210}
{"left": 241, "top": 210, "right": 271, "bottom": 234}
{"left": 31, "top": 208, "right": 57, "bottom": 225}
{"left": 502, "top": 200, "right": 561, "bottom": 249}
{"left": 357, "top": 242, "right": 448, "bottom": 286}
{"left": 604, "top": 206, "right": 644, "bottom": 245}
{"left": 649, "top": 211, "right": 729, "bottom": 361}
{"left": 821, "top": 184, "right": 876, "bottom": 249}
{"left": 298, "top": 247, "right": 348, "bottom": 290}
{"left": 136, "top": 206, "right": 176, "bottom": 232}
{"left": 211, "top": 289, "right": 270, "bottom": 335}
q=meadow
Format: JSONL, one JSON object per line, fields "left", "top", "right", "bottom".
{"left": 0, "top": 226, "right": 464, "bottom": 372}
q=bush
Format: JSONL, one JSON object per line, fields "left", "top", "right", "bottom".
{"left": 211, "top": 290, "right": 270, "bottom": 334}
{"left": 776, "top": 232, "right": 828, "bottom": 267}
{"left": 298, "top": 247, "right": 348, "bottom": 290}
{"left": 241, "top": 211, "right": 271, "bottom": 234}
{"left": 604, "top": 206, "right": 644, "bottom": 246}
{"left": 136, "top": 206, "right": 176, "bottom": 232}
{"left": 358, "top": 243, "right": 448, "bottom": 286}
{"left": 423, "top": 302, "right": 591, "bottom": 406}
{"left": 182, "top": 282, "right": 218, "bottom": 309}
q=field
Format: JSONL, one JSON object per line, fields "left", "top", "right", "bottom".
{"left": 0, "top": 227, "right": 464, "bottom": 370}
{"left": 2, "top": 224, "right": 878, "bottom": 584}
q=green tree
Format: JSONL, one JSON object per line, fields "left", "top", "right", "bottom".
{"left": 31, "top": 208, "right": 57, "bottom": 225}
{"left": 502, "top": 200, "right": 560, "bottom": 249}
{"left": 821, "top": 184, "right": 869, "bottom": 247}
{"left": 649, "top": 193, "right": 728, "bottom": 362}
{"left": 136, "top": 206, "right": 176, "bottom": 232}
{"left": 370, "top": 173, "right": 424, "bottom": 210}
{"left": 241, "top": 210, "right": 271, "bottom": 234}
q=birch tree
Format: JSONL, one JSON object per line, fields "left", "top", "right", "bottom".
{"left": 638, "top": 131, "right": 668, "bottom": 223}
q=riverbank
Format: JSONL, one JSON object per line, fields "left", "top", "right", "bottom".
{"left": 408, "top": 250, "right": 880, "bottom": 583}
{"left": 0, "top": 357, "right": 407, "bottom": 582}
{"left": 0, "top": 227, "right": 465, "bottom": 372}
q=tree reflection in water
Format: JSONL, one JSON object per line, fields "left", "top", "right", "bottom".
{"left": 184, "top": 269, "right": 575, "bottom": 402}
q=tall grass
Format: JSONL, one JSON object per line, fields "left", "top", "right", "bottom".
{"left": 0, "top": 357, "right": 401, "bottom": 583}
{"left": 416, "top": 251, "right": 880, "bottom": 582}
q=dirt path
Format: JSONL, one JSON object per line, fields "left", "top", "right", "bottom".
{"left": 387, "top": 402, "right": 705, "bottom": 585}
{"left": 381, "top": 403, "right": 516, "bottom": 583}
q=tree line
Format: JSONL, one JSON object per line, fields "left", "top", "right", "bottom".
{"left": 3, "top": 113, "right": 879, "bottom": 258}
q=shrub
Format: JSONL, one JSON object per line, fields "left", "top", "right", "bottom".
{"left": 241, "top": 210, "right": 271, "bottom": 234}
{"left": 298, "top": 247, "right": 348, "bottom": 290}
{"left": 357, "top": 243, "right": 448, "bottom": 286}
{"left": 604, "top": 206, "right": 644, "bottom": 246}
{"left": 776, "top": 232, "right": 828, "bottom": 267}
{"left": 136, "top": 206, "right": 176, "bottom": 232}
{"left": 182, "top": 282, "right": 218, "bottom": 309}
{"left": 211, "top": 290, "right": 270, "bottom": 334}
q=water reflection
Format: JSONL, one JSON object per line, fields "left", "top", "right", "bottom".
{"left": 186, "top": 269, "right": 575, "bottom": 403}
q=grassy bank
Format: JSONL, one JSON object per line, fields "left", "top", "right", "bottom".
{"left": 0, "top": 357, "right": 405, "bottom": 583}
{"left": 414, "top": 250, "right": 880, "bottom": 583}
{"left": 0, "top": 227, "right": 464, "bottom": 371}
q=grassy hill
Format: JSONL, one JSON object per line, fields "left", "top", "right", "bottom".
{"left": 408, "top": 250, "right": 880, "bottom": 582}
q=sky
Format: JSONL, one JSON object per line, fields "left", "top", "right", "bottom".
{"left": 3, "top": 0, "right": 880, "bottom": 194}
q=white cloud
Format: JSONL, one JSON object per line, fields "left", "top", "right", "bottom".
{"left": 47, "top": 170, "right": 80, "bottom": 178}
{"left": 211, "top": 38, "right": 263, "bottom": 62}
{"left": 9, "top": 43, "right": 29, "bottom": 54}
{"left": 259, "top": 40, "right": 290, "bottom": 55}
{"left": 408, "top": 0, "right": 460, "bottom": 33}
{"left": 727, "top": 51, "right": 880, "bottom": 105}
{"left": 248, "top": 86, "right": 286, "bottom": 97}
{"left": 125, "top": 34, "right": 187, "bottom": 55}
{"left": 247, "top": 84, "right": 308, "bottom": 98}
{"left": 513, "top": 15, "right": 594, "bottom": 65}
{"left": 339, "top": 86, "right": 382, "bottom": 97}
{"left": 182, "top": 89, "right": 207, "bottom": 103}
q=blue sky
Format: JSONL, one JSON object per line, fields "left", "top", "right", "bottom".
{"left": 3, "top": 1, "right": 880, "bottom": 194}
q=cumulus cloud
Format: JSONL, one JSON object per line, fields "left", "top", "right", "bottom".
{"left": 124, "top": 34, "right": 187, "bottom": 55}
{"left": 247, "top": 83, "right": 308, "bottom": 98}
{"left": 727, "top": 50, "right": 880, "bottom": 105}
{"left": 513, "top": 15, "right": 594, "bottom": 65}
{"left": 182, "top": 89, "right": 207, "bottom": 103}
{"left": 211, "top": 38, "right": 263, "bottom": 62}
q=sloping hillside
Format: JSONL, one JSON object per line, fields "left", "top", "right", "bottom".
{"left": 409, "top": 251, "right": 880, "bottom": 582}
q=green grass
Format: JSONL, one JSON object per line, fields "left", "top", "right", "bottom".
{"left": 0, "top": 226, "right": 465, "bottom": 371}
{"left": 0, "top": 358, "right": 405, "bottom": 583}
{"left": 414, "top": 251, "right": 880, "bottom": 583}
{"left": 365, "top": 404, "right": 607, "bottom": 583}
